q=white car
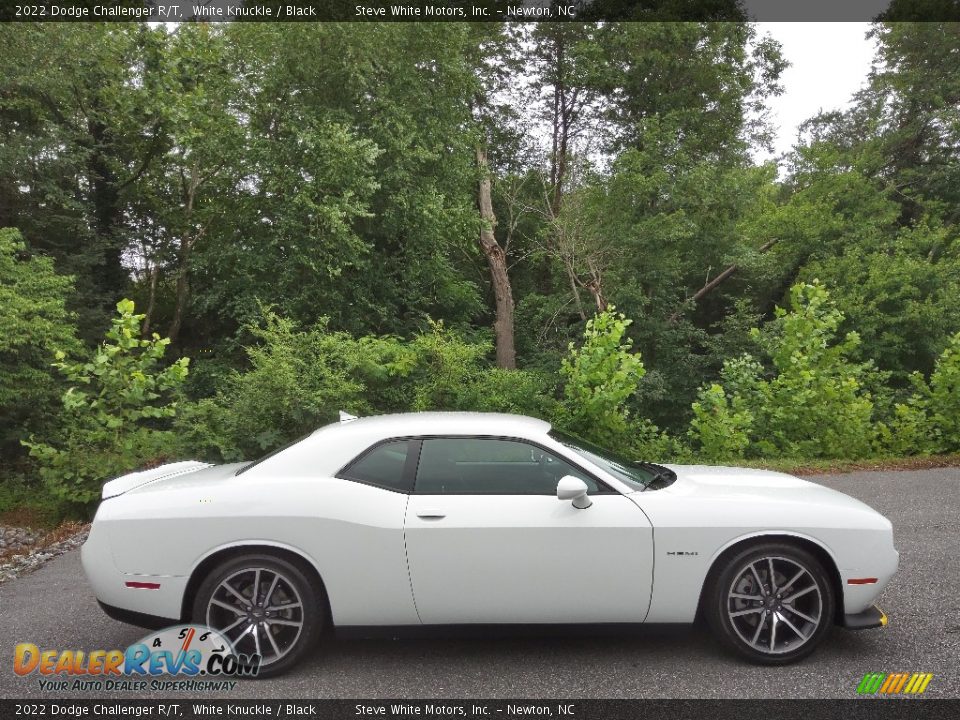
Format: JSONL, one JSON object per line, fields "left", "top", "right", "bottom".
{"left": 82, "top": 412, "right": 897, "bottom": 676}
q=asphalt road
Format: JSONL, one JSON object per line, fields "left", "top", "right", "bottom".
{"left": 1, "top": 468, "right": 957, "bottom": 700}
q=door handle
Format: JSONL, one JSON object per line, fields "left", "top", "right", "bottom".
{"left": 416, "top": 508, "right": 446, "bottom": 519}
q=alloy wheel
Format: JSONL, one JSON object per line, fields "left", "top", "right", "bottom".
{"left": 205, "top": 566, "right": 305, "bottom": 667}
{"left": 726, "top": 555, "right": 823, "bottom": 655}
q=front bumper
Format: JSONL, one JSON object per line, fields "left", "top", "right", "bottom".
{"left": 843, "top": 604, "right": 888, "bottom": 630}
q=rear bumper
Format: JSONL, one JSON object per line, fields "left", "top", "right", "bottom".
{"left": 81, "top": 522, "right": 186, "bottom": 622}
{"left": 97, "top": 601, "right": 173, "bottom": 630}
{"left": 843, "top": 604, "right": 888, "bottom": 630}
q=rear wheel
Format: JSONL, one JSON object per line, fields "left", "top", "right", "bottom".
{"left": 706, "top": 542, "right": 835, "bottom": 665}
{"left": 193, "top": 554, "right": 324, "bottom": 678}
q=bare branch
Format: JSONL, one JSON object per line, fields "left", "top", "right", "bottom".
{"left": 668, "top": 239, "right": 780, "bottom": 324}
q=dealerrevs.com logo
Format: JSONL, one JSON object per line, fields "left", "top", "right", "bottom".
{"left": 856, "top": 672, "right": 934, "bottom": 696}
{"left": 14, "top": 625, "right": 260, "bottom": 692}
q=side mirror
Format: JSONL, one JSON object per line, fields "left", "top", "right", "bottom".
{"left": 556, "top": 475, "right": 592, "bottom": 509}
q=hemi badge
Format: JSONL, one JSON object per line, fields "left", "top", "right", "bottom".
{"left": 847, "top": 577, "right": 879, "bottom": 585}
{"left": 125, "top": 581, "right": 161, "bottom": 590}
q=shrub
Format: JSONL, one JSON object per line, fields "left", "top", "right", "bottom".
{"left": 558, "top": 307, "right": 651, "bottom": 450}
{"left": 689, "top": 383, "right": 754, "bottom": 461}
{"left": 926, "top": 332, "right": 960, "bottom": 452}
{"left": 407, "top": 320, "right": 489, "bottom": 412}
{"left": 406, "top": 321, "right": 556, "bottom": 417}
{"left": 0, "top": 473, "right": 85, "bottom": 527}
{"left": 879, "top": 399, "right": 930, "bottom": 456}
{"left": 468, "top": 368, "right": 558, "bottom": 418}
{"left": 689, "top": 282, "right": 878, "bottom": 459}
{"left": 172, "top": 397, "right": 245, "bottom": 463}
{"left": 175, "top": 312, "right": 555, "bottom": 462}
{"left": 176, "top": 311, "right": 375, "bottom": 461}
{"left": 23, "top": 300, "right": 189, "bottom": 508}
{"left": 0, "top": 228, "right": 80, "bottom": 462}
{"left": 883, "top": 332, "right": 960, "bottom": 455}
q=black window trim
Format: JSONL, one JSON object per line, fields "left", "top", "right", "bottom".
{"left": 337, "top": 434, "right": 620, "bottom": 496}
{"left": 408, "top": 434, "right": 618, "bottom": 496}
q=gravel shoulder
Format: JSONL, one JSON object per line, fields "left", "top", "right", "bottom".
{"left": 0, "top": 468, "right": 957, "bottom": 699}
{"left": 0, "top": 523, "right": 88, "bottom": 585}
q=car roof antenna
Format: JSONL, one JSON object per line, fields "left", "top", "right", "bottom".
{"left": 339, "top": 410, "right": 359, "bottom": 423}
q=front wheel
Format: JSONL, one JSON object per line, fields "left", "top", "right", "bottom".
{"left": 193, "top": 554, "right": 324, "bottom": 678}
{"left": 706, "top": 542, "right": 835, "bottom": 664}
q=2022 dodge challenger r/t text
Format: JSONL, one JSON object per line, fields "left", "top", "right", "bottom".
{"left": 81, "top": 412, "right": 898, "bottom": 676}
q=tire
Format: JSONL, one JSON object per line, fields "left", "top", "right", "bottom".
{"left": 192, "top": 553, "right": 325, "bottom": 678}
{"left": 705, "top": 542, "right": 835, "bottom": 665}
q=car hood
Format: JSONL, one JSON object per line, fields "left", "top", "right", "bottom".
{"left": 659, "top": 464, "right": 884, "bottom": 518}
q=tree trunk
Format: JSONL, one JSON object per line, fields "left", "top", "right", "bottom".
{"left": 585, "top": 256, "right": 606, "bottom": 312}
{"left": 167, "top": 164, "right": 200, "bottom": 344}
{"left": 141, "top": 262, "right": 158, "bottom": 336}
{"left": 564, "top": 260, "right": 587, "bottom": 321}
{"left": 167, "top": 238, "right": 191, "bottom": 343}
{"left": 547, "top": 28, "right": 574, "bottom": 218}
{"left": 87, "top": 115, "right": 127, "bottom": 304}
{"left": 476, "top": 145, "right": 516, "bottom": 370}
{"left": 544, "top": 30, "right": 581, "bottom": 309}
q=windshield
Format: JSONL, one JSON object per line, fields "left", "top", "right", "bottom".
{"left": 549, "top": 430, "right": 670, "bottom": 492}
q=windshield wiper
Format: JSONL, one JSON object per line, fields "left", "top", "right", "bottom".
{"left": 637, "top": 462, "right": 672, "bottom": 490}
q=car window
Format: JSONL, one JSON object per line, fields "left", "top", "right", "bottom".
{"left": 414, "top": 437, "right": 602, "bottom": 495}
{"left": 340, "top": 440, "right": 412, "bottom": 493}
{"left": 549, "top": 429, "right": 667, "bottom": 491}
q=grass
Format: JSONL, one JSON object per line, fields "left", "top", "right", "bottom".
{"left": 0, "top": 475, "right": 86, "bottom": 529}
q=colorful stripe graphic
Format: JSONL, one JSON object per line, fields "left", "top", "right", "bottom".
{"left": 857, "top": 672, "right": 933, "bottom": 695}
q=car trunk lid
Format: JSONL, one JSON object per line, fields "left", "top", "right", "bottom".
{"left": 101, "top": 461, "right": 212, "bottom": 499}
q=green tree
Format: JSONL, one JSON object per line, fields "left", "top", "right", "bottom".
{"left": 0, "top": 228, "right": 80, "bottom": 463}
{"left": 596, "top": 23, "right": 785, "bottom": 158}
{"left": 690, "top": 282, "right": 878, "bottom": 459}
{"left": 884, "top": 332, "right": 960, "bottom": 454}
{"left": 925, "top": 333, "right": 960, "bottom": 452}
{"left": 187, "top": 23, "right": 482, "bottom": 346}
{"left": 559, "top": 307, "right": 647, "bottom": 447}
{"left": 0, "top": 25, "right": 171, "bottom": 339}
{"left": 765, "top": 23, "right": 960, "bottom": 382}
{"left": 135, "top": 24, "right": 248, "bottom": 344}
{"left": 688, "top": 383, "right": 754, "bottom": 461}
{"left": 543, "top": 23, "right": 785, "bottom": 429}
{"left": 23, "top": 300, "right": 189, "bottom": 507}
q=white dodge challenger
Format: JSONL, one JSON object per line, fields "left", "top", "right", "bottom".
{"left": 82, "top": 412, "right": 898, "bottom": 676}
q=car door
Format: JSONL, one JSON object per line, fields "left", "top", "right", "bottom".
{"left": 404, "top": 436, "right": 654, "bottom": 625}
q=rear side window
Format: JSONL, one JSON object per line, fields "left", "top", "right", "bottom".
{"left": 339, "top": 440, "right": 412, "bottom": 493}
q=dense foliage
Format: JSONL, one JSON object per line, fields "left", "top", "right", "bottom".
{"left": 884, "top": 332, "right": 960, "bottom": 455}
{"left": 559, "top": 309, "right": 646, "bottom": 445}
{"left": 0, "top": 229, "right": 80, "bottom": 464}
{"left": 23, "top": 301, "right": 189, "bottom": 506}
{"left": 689, "top": 283, "right": 878, "bottom": 460}
{"left": 1, "top": 21, "right": 958, "bottom": 517}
